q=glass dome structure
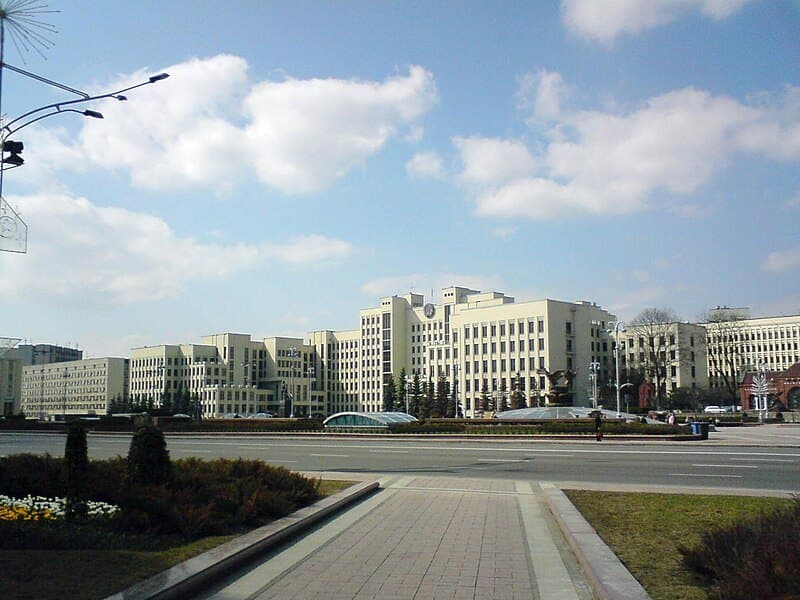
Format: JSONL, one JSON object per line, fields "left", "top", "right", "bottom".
{"left": 322, "top": 411, "right": 418, "bottom": 428}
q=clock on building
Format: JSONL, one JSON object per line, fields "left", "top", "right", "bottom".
{"left": 424, "top": 303, "right": 435, "bottom": 318}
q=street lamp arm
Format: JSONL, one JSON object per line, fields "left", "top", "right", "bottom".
{"left": 2, "top": 72, "right": 169, "bottom": 135}
{"left": 2, "top": 61, "right": 90, "bottom": 98}
{"left": 5, "top": 107, "right": 103, "bottom": 136}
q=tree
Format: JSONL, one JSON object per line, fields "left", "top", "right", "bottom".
{"left": 628, "top": 307, "right": 679, "bottom": 410}
{"left": 480, "top": 379, "right": 491, "bottom": 413}
{"left": 127, "top": 423, "right": 171, "bottom": 486}
{"left": 396, "top": 368, "right": 408, "bottom": 412}
{"left": 410, "top": 374, "right": 422, "bottom": 417}
{"left": 418, "top": 379, "right": 433, "bottom": 419}
{"left": 498, "top": 379, "right": 508, "bottom": 412}
{"left": 383, "top": 374, "right": 397, "bottom": 412}
{"left": 509, "top": 376, "right": 524, "bottom": 410}
{"left": 433, "top": 376, "right": 448, "bottom": 418}
{"left": 701, "top": 308, "right": 749, "bottom": 404}
{"left": 64, "top": 422, "right": 88, "bottom": 520}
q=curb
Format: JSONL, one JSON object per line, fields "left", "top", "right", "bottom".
{"left": 541, "top": 483, "right": 651, "bottom": 600}
{"left": 104, "top": 479, "right": 380, "bottom": 600}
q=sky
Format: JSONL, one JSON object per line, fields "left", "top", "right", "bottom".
{"left": 1, "top": 0, "right": 799, "bottom": 358}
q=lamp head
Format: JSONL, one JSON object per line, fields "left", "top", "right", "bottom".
{"left": 149, "top": 73, "right": 170, "bottom": 83}
{"left": 83, "top": 110, "right": 104, "bottom": 119}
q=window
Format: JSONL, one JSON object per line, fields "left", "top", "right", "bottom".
{"left": 509, "top": 323, "right": 515, "bottom": 335}
{"left": 538, "top": 320, "right": 544, "bottom": 333}
{"left": 500, "top": 324, "right": 506, "bottom": 336}
{"left": 510, "top": 341, "right": 515, "bottom": 352}
{"left": 491, "top": 325, "right": 497, "bottom": 336}
{"left": 566, "top": 322, "right": 572, "bottom": 334}
{"left": 528, "top": 321, "right": 535, "bottom": 334}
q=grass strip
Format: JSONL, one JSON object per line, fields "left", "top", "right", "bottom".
{"left": 563, "top": 490, "right": 792, "bottom": 600}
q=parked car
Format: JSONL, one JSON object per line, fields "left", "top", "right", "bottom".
{"left": 703, "top": 405, "right": 727, "bottom": 414}
{"left": 249, "top": 412, "right": 274, "bottom": 419}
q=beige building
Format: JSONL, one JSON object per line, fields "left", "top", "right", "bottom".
{"left": 129, "top": 333, "right": 323, "bottom": 418}
{"left": 703, "top": 309, "right": 800, "bottom": 398}
{"left": 0, "top": 356, "right": 23, "bottom": 416}
{"left": 616, "top": 322, "right": 708, "bottom": 405}
{"left": 21, "top": 357, "right": 129, "bottom": 421}
{"left": 309, "top": 287, "right": 617, "bottom": 416}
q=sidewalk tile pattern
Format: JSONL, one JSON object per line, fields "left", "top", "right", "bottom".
{"left": 257, "top": 478, "right": 536, "bottom": 599}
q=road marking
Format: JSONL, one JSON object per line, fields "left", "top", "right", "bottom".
{"left": 731, "top": 457, "right": 795, "bottom": 463}
{"left": 477, "top": 458, "right": 525, "bottom": 463}
{"left": 368, "top": 450, "right": 409, "bottom": 454}
{"left": 309, "top": 453, "right": 350, "bottom": 458}
{"left": 670, "top": 473, "right": 742, "bottom": 478}
{"left": 691, "top": 464, "right": 758, "bottom": 469}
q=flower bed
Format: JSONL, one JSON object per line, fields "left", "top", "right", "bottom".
{"left": 0, "top": 494, "right": 118, "bottom": 522}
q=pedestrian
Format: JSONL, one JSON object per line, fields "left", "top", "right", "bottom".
{"left": 667, "top": 412, "right": 675, "bottom": 426}
{"left": 594, "top": 412, "right": 603, "bottom": 442}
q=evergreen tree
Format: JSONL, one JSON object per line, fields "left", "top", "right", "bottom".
{"left": 162, "top": 390, "right": 173, "bottom": 412}
{"left": 383, "top": 374, "right": 397, "bottom": 412}
{"left": 498, "top": 379, "right": 509, "bottom": 412}
{"left": 480, "top": 380, "right": 491, "bottom": 413}
{"left": 127, "top": 423, "right": 172, "bottom": 486}
{"left": 63, "top": 422, "right": 88, "bottom": 520}
{"left": 146, "top": 396, "right": 155, "bottom": 411}
{"left": 510, "top": 376, "right": 524, "bottom": 410}
{"left": 180, "top": 386, "right": 191, "bottom": 414}
{"left": 433, "top": 376, "right": 447, "bottom": 418}
{"left": 410, "top": 373, "right": 422, "bottom": 417}
{"left": 396, "top": 368, "right": 408, "bottom": 413}
{"left": 191, "top": 392, "right": 202, "bottom": 420}
{"left": 419, "top": 379, "right": 433, "bottom": 419}
{"left": 446, "top": 381, "right": 457, "bottom": 418}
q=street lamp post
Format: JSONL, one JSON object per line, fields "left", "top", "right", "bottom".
{"left": 453, "top": 363, "right": 460, "bottom": 418}
{"left": 307, "top": 365, "right": 315, "bottom": 418}
{"left": 607, "top": 321, "right": 627, "bottom": 418}
{"left": 61, "top": 368, "right": 69, "bottom": 422}
{"left": 589, "top": 362, "right": 600, "bottom": 410}
{"left": 404, "top": 375, "right": 411, "bottom": 415}
{"left": 287, "top": 348, "right": 299, "bottom": 418}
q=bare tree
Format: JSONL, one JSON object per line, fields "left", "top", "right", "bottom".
{"left": 628, "top": 307, "right": 679, "bottom": 410}
{"left": 700, "top": 308, "right": 749, "bottom": 404}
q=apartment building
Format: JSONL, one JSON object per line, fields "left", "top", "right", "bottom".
{"left": 703, "top": 309, "right": 800, "bottom": 396}
{"left": 616, "top": 322, "right": 708, "bottom": 407}
{"left": 129, "top": 333, "right": 323, "bottom": 418}
{"left": 1, "top": 343, "right": 83, "bottom": 415}
{"left": 310, "top": 287, "right": 616, "bottom": 416}
{"left": 21, "top": 357, "right": 128, "bottom": 421}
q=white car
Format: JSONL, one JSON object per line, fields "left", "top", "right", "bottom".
{"left": 703, "top": 405, "right": 726, "bottom": 414}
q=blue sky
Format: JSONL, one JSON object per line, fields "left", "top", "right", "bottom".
{"left": 1, "top": 0, "right": 799, "bottom": 357}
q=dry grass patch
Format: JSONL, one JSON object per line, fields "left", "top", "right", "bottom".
{"left": 564, "top": 490, "right": 792, "bottom": 600}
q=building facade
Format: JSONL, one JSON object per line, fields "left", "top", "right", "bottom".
{"left": 616, "top": 322, "right": 708, "bottom": 407}
{"left": 1, "top": 344, "right": 83, "bottom": 416}
{"left": 309, "top": 287, "right": 617, "bottom": 416}
{"left": 21, "top": 357, "right": 129, "bottom": 421}
{"left": 129, "top": 333, "right": 323, "bottom": 418}
{"left": 703, "top": 309, "right": 800, "bottom": 399}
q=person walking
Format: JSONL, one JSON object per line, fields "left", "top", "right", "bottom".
{"left": 594, "top": 412, "right": 603, "bottom": 442}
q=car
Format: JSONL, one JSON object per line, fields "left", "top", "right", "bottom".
{"left": 249, "top": 412, "right": 274, "bottom": 419}
{"left": 703, "top": 405, "right": 727, "bottom": 414}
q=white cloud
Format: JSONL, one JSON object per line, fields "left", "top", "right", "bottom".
{"left": 405, "top": 125, "right": 425, "bottom": 143}
{"left": 0, "top": 192, "right": 353, "bottom": 306}
{"left": 517, "top": 69, "right": 569, "bottom": 122}
{"left": 456, "top": 80, "right": 800, "bottom": 220}
{"left": 561, "top": 0, "right": 755, "bottom": 42}
{"left": 406, "top": 151, "right": 445, "bottom": 179}
{"left": 762, "top": 247, "right": 800, "bottom": 272}
{"left": 454, "top": 136, "right": 537, "bottom": 186}
{"left": 361, "top": 273, "right": 504, "bottom": 300}
{"left": 41, "top": 57, "right": 437, "bottom": 195}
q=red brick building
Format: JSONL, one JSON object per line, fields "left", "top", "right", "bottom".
{"left": 739, "top": 363, "right": 800, "bottom": 410}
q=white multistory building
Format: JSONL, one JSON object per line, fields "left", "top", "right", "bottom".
{"left": 129, "top": 333, "right": 323, "bottom": 418}
{"left": 702, "top": 309, "right": 800, "bottom": 395}
{"left": 309, "top": 286, "right": 617, "bottom": 416}
{"left": 21, "top": 357, "right": 129, "bottom": 421}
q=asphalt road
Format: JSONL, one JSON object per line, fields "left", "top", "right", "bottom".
{"left": 3, "top": 427, "right": 799, "bottom": 494}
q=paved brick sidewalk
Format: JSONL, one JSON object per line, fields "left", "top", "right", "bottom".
{"left": 205, "top": 476, "right": 591, "bottom": 600}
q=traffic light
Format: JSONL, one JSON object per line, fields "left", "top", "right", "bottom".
{"left": 2, "top": 140, "right": 24, "bottom": 166}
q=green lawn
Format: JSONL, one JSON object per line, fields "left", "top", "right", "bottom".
{"left": 564, "top": 490, "right": 792, "bottom": 600}
{"left": 0, "top": 479, "right": 357, "bottom": 600}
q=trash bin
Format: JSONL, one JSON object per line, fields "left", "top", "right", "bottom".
{"left": 690, "top": 421, "right": 709, "bottom": 439}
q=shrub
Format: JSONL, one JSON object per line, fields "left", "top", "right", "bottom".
{"left": 0, "top": 454, "right": 64, "bottom": 498}
{"left": 63, "top": 422, "right": 89, "bottom": 519}
{"left": 679, "top": 498, "right": 800, "bottom": 599}
{"left": 388, "top": 421, "right": 467, "bottom": 434}
{"left": 127, "top": 423, "right": 172, "bottom": 486}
